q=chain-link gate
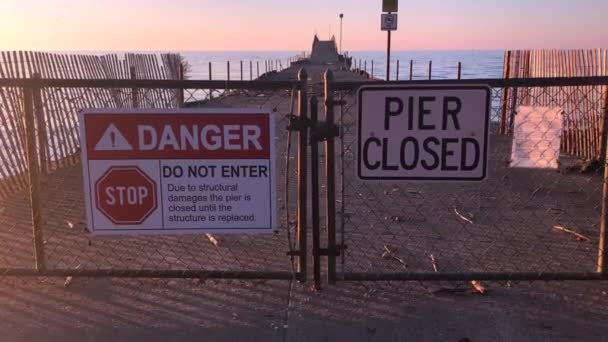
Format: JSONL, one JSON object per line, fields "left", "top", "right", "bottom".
{"left": 0, "top": 73, "right": 311, "bottom": 281}
{"left": 315, "top": 72, "right": 608, "bottom": 286}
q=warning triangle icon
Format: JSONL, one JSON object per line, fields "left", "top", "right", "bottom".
{"left": 94, "top": 124, "right": 133, "bottom": 151}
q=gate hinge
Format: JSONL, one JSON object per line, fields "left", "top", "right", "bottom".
{"left": 286, "top": 115, "right": 312, "bottom": 132}
{"left": 318, "top": 244, "right": 347, "bottom": 257}
{"left": 310, "top": 121, "right": 339, "bottom": 142}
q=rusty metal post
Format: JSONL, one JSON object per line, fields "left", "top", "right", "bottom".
{"left": 324, "top": 70, "right": 337, "bottom": 284}
{"left": 598, "top": 90, "right": 608, "bottom": 275}
{"left": 208, "top": 62, "right": 213, "bottom": 101}
{"left": 23, "top": 87, "right": 46, "bottom": 271}
{"left": 310, "top": 96, "right": 321, "bottom": 290}
{"left": 297, "top": 68, "right": 308, "bottom": 282}
{"left": 130, "top": 66, "right": 138, "bottom": 108}
{"left": 31, "top": 73, "right": 47, "bottom": 174}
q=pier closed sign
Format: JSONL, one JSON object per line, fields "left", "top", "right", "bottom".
{"left": 357, "top": 85, "right": 491, "bottom": 181}
{"left": 79, "top": 109, "right": 276, "bottom": 235}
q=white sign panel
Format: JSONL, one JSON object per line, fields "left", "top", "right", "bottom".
{"left": 381, "top": 13, "right": 398, "bottom": 31}
{"left": 79, "top": 109, "right": 276, "bottom": 235}
{"left": 510, "top": 106, "right": 563, "bottom": 169}
{"left": 358, "top": 85, "right": 491, "bottom": 181}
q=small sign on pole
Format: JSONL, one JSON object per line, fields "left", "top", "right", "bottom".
{"left": 382, "top": 0, "right": 398, "bottom": 12}
{"left": 357, "top": 85, "right": 491, "bottom": 181}
{"left": 381, "top": 13, "right": 398, "bottom": 31}
{"left": 79, "top": 108, "right": 276, "bottom": 235}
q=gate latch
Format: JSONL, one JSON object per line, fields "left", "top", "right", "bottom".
{"left": 310, "top": 121, "right": 339, "bottom": 142}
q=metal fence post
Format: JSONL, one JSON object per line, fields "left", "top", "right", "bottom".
{"left": 598, "top": 92, "right": 608, "bottom": 275}
{"left": 297, "top": 68, "right": 308, "bottom": 282}
{"left": 500, "top": 51, "right": 513, "bottom": 134}
{"left": 410, "top": 59, "right": 413, "bottom": 80}
{"left": 250, "top": 60, "right": 253, "bottom": 81}
{"left": 428, "top": 60, "right": 432, "bottom": 80}
{"left": 240, "top": 60, "right": 243, "bottom": 81}
{"left": 130, "top": 66, "right": 138, "bottom": 108}
{"left": 371, "top": 60, "right": 374, "bottom": 79}
{"left": 23, "top": 87, "right": 46, "bottom": 272}
{"left": 457, "top": 62, "right": 462, "bottom": 80}
{"left": 310, "top": 96, "right": 321, "bottom": 290}
{"left": 324, "top": 70, "right": 337, "bottom": 284}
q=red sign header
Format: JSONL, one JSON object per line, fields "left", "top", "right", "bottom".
{"left": 85, "top": 113, "right": 270, "bottom": 160}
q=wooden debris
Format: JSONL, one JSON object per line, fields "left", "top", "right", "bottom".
{"left": 470, "top": 280, "right": 486, "bottom": 294}
{"left": 453, "top": 208, "right": 474, "bottom": 224}
{"left": 381, "top": 245, "right": 407, "bottom": 268}
{"left": 429, "top": 254, "right": 439, "bottom": 273}
{"left": 552, "top": 225, "right": 591, "bottom": 242}
{"left": 531, "top": 187, "right": 541, "bottom": 196}
{"left": 206, "top": 233, "right": 219, "bottom": 246}
{"left": 66, "top": 221, "right": 74, "bottom": 229}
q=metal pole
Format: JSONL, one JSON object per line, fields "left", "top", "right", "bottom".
{"left": 178, "top": 63, "right": 185, "bottom": 107}
{"left": 297, "top": 68, "right": 308, "bottom": 283}
{"left": 598, "top": 91, "right": 608, "bottom": 274}
{"left": 23, "top": 87, "right": 46, "bottom": 271}
{"left": 396, "top": 59, "right": 400, "bottom": 81}
{"left": 428, "top": 60, "right": 432, "bottom": 80}
{"left": 250, "top": 60, "right": 253, "bottom": 80}
{"left": 457, "top": 61, "right": 462, "bottom": 80}
{"left": 371, "top": 60, "right": 374, "bottom": 79}
{"left": 339, "top": 13, "right": 344, "bottom": 55}
{"left": 324, "top": 70, "right": 337, "bottom": 284}
{"left": 310, "top": 95, "right": 321, "bottom": 290}
{"left": 386, "top": 26, "right": 391, "bottom": 81}
{"left": 409, "top": 59, "right": 413, "bottom": 80}
{"left": 240, "top": 60, "right": 243, "bottom": 81}
{"left": 208, "top": 62, "right": 213, "bottom": 100}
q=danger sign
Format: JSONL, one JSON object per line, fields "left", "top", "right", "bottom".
{"left": 358, "top": 85, "right": 490, "bottom": 181}
{"left": 80, "top": 109, "right": 276, "bottom": 235}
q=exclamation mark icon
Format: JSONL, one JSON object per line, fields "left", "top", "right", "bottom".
{"left": 110, "top": 131, "right": 116, "bottom": 148}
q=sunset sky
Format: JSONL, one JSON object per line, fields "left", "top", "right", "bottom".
{"left": 1, "top": 0, "right": 607, "bottom": 51}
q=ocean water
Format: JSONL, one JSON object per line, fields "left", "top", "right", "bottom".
{"left": 180, "top": 50, "right": 505, "bottom": 80}
{"left": 0, "top": 50, "right": 505, "bottom": 81}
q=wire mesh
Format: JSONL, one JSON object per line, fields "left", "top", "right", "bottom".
{"left": 333, "top": 83, "right": 607, "bottom": 280}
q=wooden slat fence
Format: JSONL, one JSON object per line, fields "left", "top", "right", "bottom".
{"left": 500, "top": 49, "right": 608, "bottom": 161}
{"left": 0, "top": 51, "right": 183, "bottom": 199}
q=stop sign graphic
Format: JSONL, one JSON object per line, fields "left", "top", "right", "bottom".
{"left": 95, "top": 166, "right": 158, "bottom": 225}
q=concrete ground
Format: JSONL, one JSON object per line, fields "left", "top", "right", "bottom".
{"left": 1, "top": 277, "right": 608, "bottom": 341}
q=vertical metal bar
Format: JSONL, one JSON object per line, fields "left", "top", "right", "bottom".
{"left": 457, "top": 61, "right": 462, "bottom": 80}
{"left": 409, "top": 59, "right": 413, "bottom": 80}
{"left": 428, "top": 60, "right": 432, "bottom": 80}
{"left": 23, "top": 87, "right": 46, "bottom": 271}
{"left": 371, "top": 60, "right": 374, "bottom": 79}
{"left": 310, "top": 96, "right": 321, "bottom": 291}
{"left": 324, "top": 70, "right": 337, "bottom": 284}
{"left": 364, "top": 60, "right": 367, "bottom": 73}
{"left": 130, "top": 66, "right": 138, "bottom": 108}
{"left": 599, "top": 92, "right": 608, "bottom": 274}
{"left": 386, "top": 30, "right": 391, "bottom": 81}
{"left": 240, "top": 60, "right": 243, "bottom": 81}
{"left": 297, "top": 68, "right": 308, "bottom": 283}
{"left": 396, "top": 60, "right": 400, "bottom": 80}
{"left": 250, "top": 60, "right": 253, "bottom": 81}
{"left": 208, "top": 62, "right": 213, "bottom": 101}
{"left": 257, "top": 61, "right": 260, "bottom": 78}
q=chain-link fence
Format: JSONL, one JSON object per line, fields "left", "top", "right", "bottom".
{"left": 0, "top": 77, "right": 307, "bottom": 280}
{"left": 325, "top": 76, "right": 608, "bottom": 282}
